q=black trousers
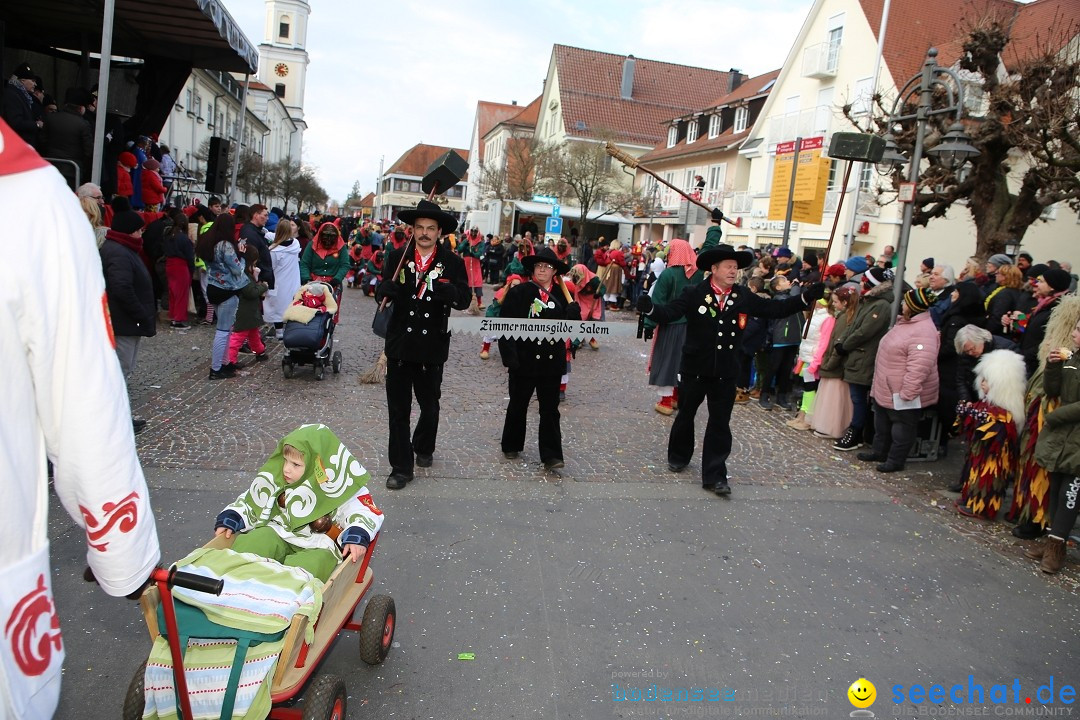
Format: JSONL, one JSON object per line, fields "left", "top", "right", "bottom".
{"left": 668, "top": 374, "right": 737, "bottom": 487}
{"left": 870, "top": 404, "right": 920, "bottom": 466}
{"left": 385, "top": 359, "right": 444, "bottom": 476}
{"left": 760, "top": 345, "right": 799, "bottom": 396}
{"left": 1048, "top": 472, "right": 1080, "bottom": 538}
{"left": 501, "top": 371, "right": 563, "bottom": 463}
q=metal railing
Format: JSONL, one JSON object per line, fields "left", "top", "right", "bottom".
{"left": 802, "top": 42, "right": 840, "bottom": 79}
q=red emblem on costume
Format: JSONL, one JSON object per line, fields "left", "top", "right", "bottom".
{"left": 357, "top": 494, "right": 383, "bottom": 516}
{"left": 102, "top": 291, "right": 116, "bottom": 348}
{"left": 5, "top": 575, "right": 62, "bottom": 676}
{"left": 79, "top": 491, "right": 139, "bottom": 551}
{"left": 738, "top": 313, "right": 748, "bottom": 330}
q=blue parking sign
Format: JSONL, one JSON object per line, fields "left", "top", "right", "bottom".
{"left": 546, "top": 216, "right": 563, "bottom": 235}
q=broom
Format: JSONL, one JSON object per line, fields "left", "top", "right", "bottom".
{"left": 359, "top": 237, "right": 415, "bottom": 384}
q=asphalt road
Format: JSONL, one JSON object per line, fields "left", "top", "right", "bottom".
{"left": 49, "top": 285, "right": 1080, "bottom": 719}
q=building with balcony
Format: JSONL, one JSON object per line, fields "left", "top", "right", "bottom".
{"left": 463, "top": 99, "right": 537, "bottom": 232}
{"left": 378, "top": 144, "right": 469, "bottom": 227}
{"left": 729, "top": 0, "right": 1079, "bottom": 274}
{"left": 631, "top": 70, "right": 780, "bottom": 247}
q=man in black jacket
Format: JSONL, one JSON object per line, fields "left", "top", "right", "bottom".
{"left": 638, "top": 244, "right": 823, "bottom": 496}
{"left": 240, "top": 203, "right": 275, "bottom": 290}
{"left": 42, "top": 88, "right": 93, "bottom": 190}
{"left": 376, "top": 200, "right": 470, "bottom": 489}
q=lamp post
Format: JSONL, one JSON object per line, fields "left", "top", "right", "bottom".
{"left": 876, "top": 48, "right": 980, "bottom": 323}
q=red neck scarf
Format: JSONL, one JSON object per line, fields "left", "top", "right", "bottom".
{"left": 532, "top": 281, "right": 551, "bottom": 303}
{"left": 710, "top": 280, "right": 732, "bottom": 305}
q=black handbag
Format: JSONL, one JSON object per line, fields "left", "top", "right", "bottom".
{"left": 371, "top": 300, "right": 393, "bottom": 339}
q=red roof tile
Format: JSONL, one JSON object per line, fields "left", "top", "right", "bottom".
{"left": 858, "top": 0, "right": 1077, "bottom": 86}
{"left": 506, "top": 95, "right": 542, "bottom": 129}
{"left": 386, "top": 144, "right": 470, "bottom": 178}
{"left": 474, "top": 101, "right": 525, "bottom": 161}
{"left": 552, "top": 44, "right": 744, "bottom": 146}
{"left": 360, "top": 192, "right": 374, "bottom": 207}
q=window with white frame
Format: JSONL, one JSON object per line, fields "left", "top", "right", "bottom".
{"left": 708, "top": 114, "right": 721, "bottom": 138}
{"left": 734, "top": 106, "right": 749, "bottom": 133}
{"left": 185, "top": 89, "right": 192, "bottom": 112}
{"left": 850, "top": 77, "right": 874, "bottom": 116}
{"left": 826, "top": 14, "right": 844, "bottom": 72}
{"left": 662, "top": 171, "right": 676, "bottom": 206}
{"left": 687, "top": 120, "right": 698, "bottom": 144}
{"left": 684, "top": 169, "right": 696, "bottom": 192}
{"left": 859, "top": 163, "right": 872, "bottom": 191}
{"left": 708, "top": 164, "right": 727, "bottom": 194}
{"left": 667, "top": 126, "right": 678, "bottom": 148}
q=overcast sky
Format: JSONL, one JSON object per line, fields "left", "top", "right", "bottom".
{"left": 228, "top": 0, "right": 811, "bottom": 203}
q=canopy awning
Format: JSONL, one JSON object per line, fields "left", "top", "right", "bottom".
{"left": 2, "top": 0, "right": 258, "bottom": 73}
{"left": 512, "top": 200, "right": 634, "bottom": 225}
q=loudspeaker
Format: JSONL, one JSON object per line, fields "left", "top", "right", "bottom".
{"left": 421, "top": 150, "right": 468, "bottom": 196}
{"left": 205, "top": 136, "right": 230, "bottom": 194}
{"left": 827, "top": 132, "right": 885, "bottom": 163}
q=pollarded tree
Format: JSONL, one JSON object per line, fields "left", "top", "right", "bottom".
{"left": 848, "top": 14, "right": 1080, "bottom": 258}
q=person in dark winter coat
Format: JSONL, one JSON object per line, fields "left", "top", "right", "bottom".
{"left": 100, "top": 210, "right": 156, "bottom": 382}
{"left": 2, "top": 64, "right": 40, "bottom": 145}
{"left": 638, "top": 244, "right": 824, "bottom": 495}
{"left": 757, "top": 274, "right": 805, "bottom": 411}
{"left": 937, "top": 283, "right": 987, "bottom": 454}
{"left": 498, "top": 248, "right": 580, "bottom": 470}
{"left": 240, "top": 204, "right": 275, "bottom": 290}
{"left": 41, "top": 88, "right": 93, "bottom": 190}
{"left": 1009, "top": 269, "right": 1071, "bottom": 376}
{"left": 376, "top": 200, "right": 470, "bottom": 490}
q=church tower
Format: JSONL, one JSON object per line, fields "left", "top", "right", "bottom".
{"left": 257, "top": 0, "right": 310, "bottom": 159}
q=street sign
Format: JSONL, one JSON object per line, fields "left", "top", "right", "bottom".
{"left": 545, "top": 216, "right": 563, "bottom": 235}
{"left": 532, "top": 194, "right": 558, "bottom": 205}
{"left": 552, "top": 205, "right": 561, "bottom": 219}
{"left": 898, "top": 182, "right": 916, "bottom": 203}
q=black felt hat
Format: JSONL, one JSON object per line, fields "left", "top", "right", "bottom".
{"left": 696, "top": 243, "right": 754, "bottom": 271}
{"left": 397, "top": 199, "right": 457, "bottom": 235}
{"left": 522, "top": 247, "right": 569, "bottom": 275}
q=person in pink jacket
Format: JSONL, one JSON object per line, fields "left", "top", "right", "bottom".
{"left": 858, "top": 288, "right": 941, "bottom": 473}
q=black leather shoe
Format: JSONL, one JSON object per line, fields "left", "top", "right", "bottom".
{"left": 416, "top": 453, "right": 433, "bottom": 468}
{"left": 132, "top": 419, "right": 147, "bottom": 434}
{"left": 385, "top": 473, "right": 412, "bottom": 490}
{"left": 504, "top": 451, "right": 520, "bottom": 459}
{"left": 714, "top": 483, "right": 732, "bottom": 497}
{"left": 544, "top": 459, "right": 565, "bottom": 470}
{"left": 208, "top": 367, "right": 236, "bottom": 380}
{"left": 856, "top": 451, "right": 885, "bottom": 462}
{"left": 668, "top": 462, "right": 688, "bottom": 473}
{"left": 876, "top": 462, "right": 904, "bottom": 473}
{"left": 1011, "top": 522, "right": 1046, "bottom": 540}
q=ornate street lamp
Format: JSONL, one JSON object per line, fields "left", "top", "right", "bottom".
{"left": 876, "top": 48, "right": 980, "bottom": 322}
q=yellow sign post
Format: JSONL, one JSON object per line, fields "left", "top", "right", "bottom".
{"left": 768, "top": 137, "right": 831, "bottom": 225}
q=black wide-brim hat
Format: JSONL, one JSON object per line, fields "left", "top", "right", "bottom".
{"left": 521, "top": 247, "right": 569, "bottom": 275}
{"left": 697, "top": 243, "right": 754, "bottom": 272}
{"left": 397, "top": 199, "right": 458, "bottom": 235}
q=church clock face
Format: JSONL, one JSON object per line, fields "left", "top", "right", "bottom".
{"left": 274, "top": 63, "right": 289, "bottom": 77}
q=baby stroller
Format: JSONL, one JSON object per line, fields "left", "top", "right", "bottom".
{"left": 281, "top": 281, "right": 343, "bottom": 380}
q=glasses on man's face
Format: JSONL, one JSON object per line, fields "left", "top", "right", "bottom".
{"left": 534, "top": 263, "right": 555, "bottom": 271}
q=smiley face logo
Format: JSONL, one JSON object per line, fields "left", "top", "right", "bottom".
{"left": 848, "top": 678, "right": 876, "bottom": 709}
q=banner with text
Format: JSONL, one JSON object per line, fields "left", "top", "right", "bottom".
{"left": 447, "top": 317, "right": 640, "bottom": 341}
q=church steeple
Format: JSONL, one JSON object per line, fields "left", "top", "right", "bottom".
{"left": 257, "top": 0, "right": 309, "bottom": 157}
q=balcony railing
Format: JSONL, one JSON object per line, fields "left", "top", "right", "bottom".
{"left": 731, "top": 191, "right": 754, "bottom": 213}
{"left": 767, "top": 105, "right": 833, "bottom": 148}
{"left": 803, "top": 42, "right": 839, "bottom": 79}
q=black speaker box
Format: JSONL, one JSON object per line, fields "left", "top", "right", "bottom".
{"left": 827, "top": 132, "right": 885, "bottom": 163}
{"left": 205, "top": 136, "right": 231, "bottom": 194}
{"left": 421, "top": 150, "right": 468, "bottom": 195}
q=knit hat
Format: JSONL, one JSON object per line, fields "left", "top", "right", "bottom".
{"left": 143, "top": 158, "right": 160, "bottom": 171}
{"left": 922, "top": 257, "right": 935, "bottom": 269}
{"left": 987, "top": 253, "right": 1013, "bottom": 268}
{"left": 903, "top": 288, "right": 935, "bottom": 315}
{"left": 118, "top": 151, "right": 137, "bottom": 169}
{"left": 845, "top": 256, "right": 869, "bottom": 274}
{"left": 1041, "top": 268, "right": 1072, "bottom": 292}
{"left": 824, "top": 262, "right": 847, "bottom": 278}
{"left": 111, "top": 211, "right": 145, "bottom": 235}
{"left": 1026, "top": 263, "right": 1049, "bottom": 279}
{"left": 775, "top": 247, "right": 794, "bottom": 259}
{"left": 803, "top": 250, "right": 818, "bottom": 268}
{"left": 864, "top": 266, "right": 892, "bottom": 287}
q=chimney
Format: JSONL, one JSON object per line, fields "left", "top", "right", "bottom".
{"left": 512, "top": 100, "right": 518, "bottom": 105}
{"left": 729, "top": 68, "right": 743, "bottom": 91}
{"left": 621, "top": 55, "right": 636, "bottom": 99}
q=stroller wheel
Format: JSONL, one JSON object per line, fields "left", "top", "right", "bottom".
{"left": 282, "top": 359, "right": 295, "bottom": 379}
{"left": 314, "top": 363, "right": 325, "bottom": 381}
{"left": 332, "top": 351, "right": 342, "bottom": 374}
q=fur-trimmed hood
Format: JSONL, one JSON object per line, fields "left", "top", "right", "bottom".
{"left": 975, "top": 349, "right": 1028, "bottom": 428}
{"left": 863, "top": 279, "right": 894, "bottom": 301}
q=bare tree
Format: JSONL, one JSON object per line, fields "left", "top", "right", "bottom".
{"left": 540, "top": 133, "right": 636, "bottom": 236}
{"left": 847, "top": 15, "right": 1080, "bottom": 257}
{"left": 477, "top": 134, "right": 555, "bottom": 201}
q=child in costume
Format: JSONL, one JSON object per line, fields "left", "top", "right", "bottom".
{"left": 955, "top": 350, "right": 1028, "bottom": 519}
{"left": 225, "top": 245, "right": 269, "bottom": 366}
{"left": 480, "top": 274, "right": 523, "bottom": 359}
{"left": 294, "top": 282, "right": 329, "bottom": 312}
{"left": 215, "top": 424, "right": 384, "bottom": 582}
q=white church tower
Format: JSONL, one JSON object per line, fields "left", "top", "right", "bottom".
{"left": 257, "top": 0, "right": 310, "bottom": 160}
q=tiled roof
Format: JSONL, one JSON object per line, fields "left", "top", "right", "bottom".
{"left": 475, "top": 101, "right": 525, "bottom": 161}
{"left": 386, "top": 144, "right": 470, "bottom": 178}
{"left": 552, "top": 44, "right": 743, "bottom": 146}
{"left": 638, "top": 70, "right": 780, "bottom": 164}
{"left": 506, "top": 95, "right": 542, "bottom": 129}
{"left": 857, "top": 0, "right": 1078, "bottom": 86}
{"left": 360, "top": 192, "right": 374, "bottom": 207}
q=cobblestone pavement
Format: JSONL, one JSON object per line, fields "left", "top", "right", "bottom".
{"left": 126, "top": 287, "right": 1074, "bottom": 582}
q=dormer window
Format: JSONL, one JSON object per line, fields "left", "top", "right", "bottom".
{"left": 667, "top": 126, "right": 678, "bottom": 148}
{"left": 687, "top": 120, "right": 698, "bottom": 144}
{"left": 734, "top": 106, "right": 749, "bottom": 133}
{"left": 708, "top": 114, "right": 721, "bottom": 139}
